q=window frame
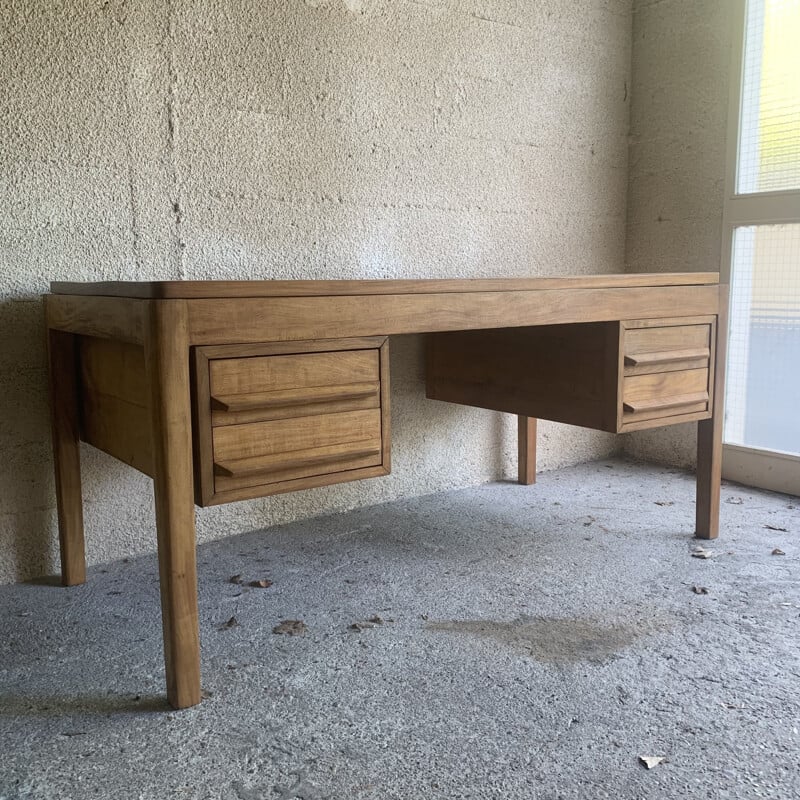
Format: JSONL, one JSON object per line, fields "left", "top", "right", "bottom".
{"left": 721, "top": 0, "right": 800, "bottom": 495}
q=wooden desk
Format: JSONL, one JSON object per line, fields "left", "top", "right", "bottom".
{"left": 45, "top": 273, "right": 728, "bottom": 709}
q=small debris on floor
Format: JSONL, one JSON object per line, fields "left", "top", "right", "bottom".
{"left": 229, "top": 574, "right": 243, "bottom": 585}
{"left": 273, "top": 620, "right": 307, "bottom": 636}
{"left": 765, "top": 525, "right": 788, "bottom": 533}
{"left": 348, "top": 615, "right": 391, "bottom": 632}
{"left": 655, "top": 501, "right": 674, "bottom": 506}
{"left": 691, "top": 547, "right": 715, "bottom": 560}
{"left": 249, "top": 579, "right": 273, "bottom": 588}
{"left": 772, "top": 548, "right": 786, "bottom": 556}
{"left": 201, "top": 688, "right": 213, "bottom": 699}
{"left": 726, "top": 497, "right": 744, "bottom": 505}
{"left": 219, "top": 616, "right": 240, "bottom": 630}
{"left": 639, "top": 756, "right": 666, "bottom": 770}
{"left": 692, "top": 585, "right": 709, "bottom": 595}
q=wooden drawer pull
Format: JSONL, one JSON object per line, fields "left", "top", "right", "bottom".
{"left": 211, "top": 381, "right": 379, "bottom": 412}
{"left": 623, "top": 391, "right": 709, "bottom": 414}
{"left": 624, "top": 347, "right": 710, "bottom": 367}
{"left": 214, "top": 440, "right": 381, "bottom": 478}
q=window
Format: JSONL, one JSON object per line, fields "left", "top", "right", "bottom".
{"left": 722, "top": 0, "right": 800, "bottom": 494}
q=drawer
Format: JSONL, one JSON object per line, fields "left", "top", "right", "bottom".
{"left": 620, "top": 317, "right": 716, "bottom": 430}
{"left": 193, "top": 338, "right": 390, "bottom": 505}
{"left": 624, "top": 322, "right": 712, "bottom": 376}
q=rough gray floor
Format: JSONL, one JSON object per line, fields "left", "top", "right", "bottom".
{"left": 1, "top": 458, "right": 799, "bottom": 800}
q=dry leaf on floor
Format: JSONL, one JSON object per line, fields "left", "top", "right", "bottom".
{"left": 249, "top": 579, "right": 273, "bottom": 588}
{"left": 639, "top": 756, "right": 665, "bottom": 770}
{"left": 349, "top": 615, "right": 390, "bottom": 632}
{"left": 655, "top": 501, "right": 674, "bottom": 507}
{"left": 771, "top": 548, "right": 786, "bottom": 556}
{"left": 691, "top": 547, "right": 715, "bottom": 559}
{"left": 765, "top": 525, "right": 788, "bottom": 532}
{"left": 721, "top": 702, "right": 747, "bottom": 710}
{"left": 219, "top": 616, "right": 240, "bottom": 630}
{"left": 229, "top": 574, "right": 243, "bottom": 585}
{"left": 692, "top": 585, "right": 709, "bottom": 595}
{"left": 273, "top": 619, "right": 307, "bottom": 636}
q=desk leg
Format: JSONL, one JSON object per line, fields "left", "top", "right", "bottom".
{"left": 48, "top": 329, "right": 86, "bottom": 586}
{"left": 518, "top": 416, "right": 537, "bottom": 485}
{"left": 145, "top": 300, "right": 202, "bottom": 709}
{"left": 696, "top": 287, "right": 729, "bottom": 540}
{"left": 696, "top": 418, "right": 721, "bottom": 539}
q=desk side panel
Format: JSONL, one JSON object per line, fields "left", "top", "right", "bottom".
{"left": 78, "top": 335, "right": 154, "bottom": 477}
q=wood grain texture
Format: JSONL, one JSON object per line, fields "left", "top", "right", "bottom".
{"left": 186, "top": 285, "right": 721, "bottom": 345}
{"left": 624, "top": 347, "right": 710, "bottom": 368}
{"left": 623, "top": 391, "right": 709, "bottom": 413}
{"left": 518, "top": 416, "right": 537, "bottom": 485}
{"left": 203, "top": 464, "right": 390, "bottom": 506}
{"left": 214, "top": 441, "right": 382, "bottom": 478}
{"left": 212, "top": 409, "right": 382, "bottom": 462}
{"left": 210, "top": 350, "right": 379, "bottom": 398}
{"left": 81, "top": 393, "right": 153, "bottom": 476}
{"left": 79, "top": 336, "right": 153, "bottom": 476}
{"left": 215, "top": 451, "right": 384, "bottom": 493}
{"left": 622, "top": 369, "right": 710, "bottom": 425}
{"left": 197, "top": 337, "right": 385, "bottom": 360}
{"left": 378, "top": 338, "right": 391, "bottom": 473}
{"left": 624, "top": 323, "right": 711, "bottom": 376}
{"left": 51, "top": 273, "right": 721, "bottom": 299}
{"left": 192, "top": 338, "right": 391, "bottom": 507}
{"left": 427, "top": 324, "right": 621, "bottom": 433}
{"left": 211, "top": 382, "right": 379, "bottom": 413}
{"left": 144, "top": 300, "right": 201, "bottom": 709}
{"left": 45, "top": 294, "right": 144, "bottom": 343}
{"left": 696, "top": 285, "right": 729, "bottom": 540}
{"left": 47, "top": 329, "right": 86, "bottom": 586}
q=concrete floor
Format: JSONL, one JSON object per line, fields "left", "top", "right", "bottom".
{"left": 1, "top": 458, "right": 799, "bottom": 800}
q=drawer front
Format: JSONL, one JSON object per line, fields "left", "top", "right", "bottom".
{"left": 623, "top": 368, "right": 710, "bottom": 424}
{"left": 193, "top": 338, "right": 390, "bottom": 505}
{"left": 620, "top": 317, "right": 715, "bottom": 430}
{"left": 210, "top": 349, "right": 381, "bottom": 426}
{"left": 624, "top": 322, "right": 712, "bottom": 376}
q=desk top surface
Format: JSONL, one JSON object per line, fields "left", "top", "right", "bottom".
{"left": 51, "top": 272, "right": 720, "bottom": 300}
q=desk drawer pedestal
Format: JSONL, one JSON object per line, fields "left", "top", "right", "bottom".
{"left": 426, "top": 316, "right": 717, "bottom": 434}
{"left": 192, "top": 338, "right": 391, "bottom": 506}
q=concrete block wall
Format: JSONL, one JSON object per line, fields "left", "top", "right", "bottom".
{"left": 623, "top": 0, "right": 734, "bottom": 468}
{"left": 1, "top": 0, "right": 632, "bottom": 583}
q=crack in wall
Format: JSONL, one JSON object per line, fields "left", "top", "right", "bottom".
{"left": 115, "top": 0, "right": 144, "bottom": 277}
{"left": 164, "top": 0, "right": 186, "bottom": 279}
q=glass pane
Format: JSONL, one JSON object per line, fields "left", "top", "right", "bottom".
{"left": 725, "top": 224, "right": 800, "bottom": 455}
{"left": 737, "top": 0, "right": 800, "bottom": 194}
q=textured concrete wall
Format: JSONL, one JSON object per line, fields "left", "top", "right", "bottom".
{"left": 623, "top": 0, "right": 733, "bottom": 467}
{"left": 1, "top": 0, "right": 632, "bottom": 584}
